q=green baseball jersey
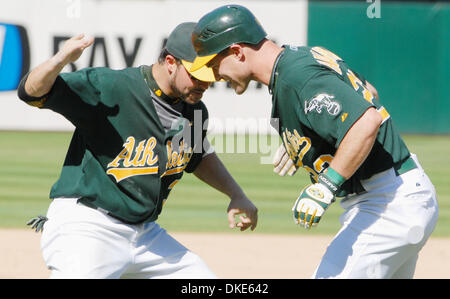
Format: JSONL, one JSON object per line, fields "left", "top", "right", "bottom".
{"left": 269, "top": 45, "right": 410, "bottom": 196}
{"left": 20, "top": 65, "right": 209, "bottom": 224}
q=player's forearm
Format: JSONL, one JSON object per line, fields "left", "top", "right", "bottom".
{"left": 330, "top": 107, "right": 382, "bottom": 179}
{"left": 193, "top": 152, "right": 245, "bottom": 199}
{"left": 195, "top": 152, "right": 258, "bottom": 231}
{"left": 24, "top": 55, "right": 68, "bottom": 97}
{"left": 23, "top": 34, "right": 94, "bottom": 97}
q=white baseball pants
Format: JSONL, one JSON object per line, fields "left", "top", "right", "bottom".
{"left": 313, "top": 154, "right": 439, "bottom": 278}
{"left": 40, "top": 198, "right": 216, "bottom": 279}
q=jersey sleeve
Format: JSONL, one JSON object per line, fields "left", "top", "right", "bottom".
{"left": 352, "top": 69, "right": 367, "bottom": 84}
{"left": 298, "top": 72, "right": 376, "bottom": 147}
{"left": 19, "top": 68, "right": 102, "bottom": 131}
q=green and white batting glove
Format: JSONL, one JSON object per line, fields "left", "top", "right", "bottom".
{"left": 292, "top": 167, "right": 345, "bottom": 229}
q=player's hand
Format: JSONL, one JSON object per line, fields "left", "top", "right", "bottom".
{"left": 273, "top": 144, "right": 297, "bottom": 176}
{"left": 292, "top": 183, "right": 335, "bottom": 229}
{"left": 227, "top": 195, "right": 258, "bottom": 231}
{"left": 26, "top": 215, "right": 48, "bottom": 233}
{"left": 53, "top": 34, "right": 94, "bottom": 66}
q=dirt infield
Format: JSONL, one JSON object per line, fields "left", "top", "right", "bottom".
{"left": 1, "top": 229, "right": 449, "bottom": 279}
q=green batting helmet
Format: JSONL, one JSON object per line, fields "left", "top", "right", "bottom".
{"left": 190, "top": 5, "right": 267, "bottom": 72}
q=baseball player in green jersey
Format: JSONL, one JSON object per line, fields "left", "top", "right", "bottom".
{"left": 189, "top": 5, "right": 439, "bottom": 278}
{"left": 18, "top": 22, "right": 258, "bottom": 278}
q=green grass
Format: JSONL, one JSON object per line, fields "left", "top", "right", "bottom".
{"left": 1, "top": 131, "right": 449, "bottom": 237}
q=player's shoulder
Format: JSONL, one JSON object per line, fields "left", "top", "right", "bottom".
{"left": 281, "top": 45, "right": 344, "bottom": 70}
{"left": 275, "top": 45, "right": 320, "bottom": 90}
{"left": 59, "top": 66, "right": 142, "bottom": 86}
{"left": 87, "top": 66, "right": 143, "bottom": 81}
{"left": 278, "top": 45, "right": 347, "bottom": 90}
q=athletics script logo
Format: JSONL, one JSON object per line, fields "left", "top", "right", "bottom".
{"left": 106, "top": 136, "right": 160, "bottom": 183}
{"left": 304, "top": 93, "right": 341, "bottom": 116}
{"left": 106, "top": 136, "right": 194, "bottom": 183}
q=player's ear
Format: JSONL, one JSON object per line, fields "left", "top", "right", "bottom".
{"left": 165, "top": 54, "right": 178, "bottom": 74}
{"left": 229, "top": 44, "right": 245, "bottom": 61}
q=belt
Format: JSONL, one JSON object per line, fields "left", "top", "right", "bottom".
{"left": 342, "top": 156, "right": 418, "bottom": 197}
{"left": 393, "top": 156, "right": 417, "bottom": 176}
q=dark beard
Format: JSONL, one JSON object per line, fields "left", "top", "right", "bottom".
{"left": 169, "top": 69, "right": 187, "bottom": 101}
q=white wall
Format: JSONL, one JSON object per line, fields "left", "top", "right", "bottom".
{"left": 0, "top": 0, "right": 307, "bottom": 134}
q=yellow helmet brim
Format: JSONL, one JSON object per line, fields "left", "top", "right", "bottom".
{"left": 188, "top": 54, "right": 217, "bottom": 73}
{"left": 182, "top": 59, "right": 217, "bottom": 82}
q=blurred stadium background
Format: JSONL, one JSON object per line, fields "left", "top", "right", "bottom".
{"left": 0, "top": 0, "right": 449, "bottom": 237}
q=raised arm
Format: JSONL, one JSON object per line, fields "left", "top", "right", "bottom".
{"left": 24, "top": 34, "right": 94, "bottom": 97}
{"left": 193, "top": 152, "right": 258, "bottom": 231}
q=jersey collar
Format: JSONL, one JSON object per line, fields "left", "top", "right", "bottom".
{"left": 141, "top": 65, "right": 182, "bottom": 105}
{"left": 268, "top": 46, "right": 286, "bottom": 95}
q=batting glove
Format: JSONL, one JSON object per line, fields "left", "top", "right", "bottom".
{"left": 292, "top": 168, "right": 345, "bottom": 229}
{"left": 273, "top": 144, "right": 298, "bottom": 176}
{"left": 27, "top": 215, "right": 48, "bottom": 233}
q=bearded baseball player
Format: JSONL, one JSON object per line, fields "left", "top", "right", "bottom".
{"left": 18, "top": 22, "right": 258, "bottom": 278}
{"left": 189, "top": 5, "right": 439, "bottom": 278}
